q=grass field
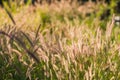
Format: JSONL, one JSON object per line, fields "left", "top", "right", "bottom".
{"left": 0, "top": 0, "right": 120, "bottom": 80}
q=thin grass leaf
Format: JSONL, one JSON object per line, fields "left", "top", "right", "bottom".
{"left": 33, "top": 46, "right": 40, "bottom": 53}
{"left": 12, "top": 34, "right": 40, "bottom": 63}
{"left": 33, "top": 24, "right": 41, "bottom": 45}
{"left": 4, "top": 8, "right": 16, "bottom": 25}
{"left": 0, "top": 30, "right": 13, "bottom": 38}
{"left": 0, "top": 31, "right": 40, "bottom": 63}
{"left": 13, "top": 65, "right": 23, "bottom": 76}
{"left": 35, "top": 24, "right": 41, "bottom": 40}
{"left": 20, "top": 31, "right": 34, "bottom": 47}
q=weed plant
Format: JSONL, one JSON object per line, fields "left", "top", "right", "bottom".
{"left": 0, "top": 0, "right": 120, "bottom": 80}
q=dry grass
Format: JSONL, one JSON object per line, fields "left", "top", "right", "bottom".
{"left": 0, "top": 1, "right": 120, "bottom": 80}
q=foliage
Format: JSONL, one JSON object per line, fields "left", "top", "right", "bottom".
{"left": 0, "top": 1, "right": 120, "bottom": 80}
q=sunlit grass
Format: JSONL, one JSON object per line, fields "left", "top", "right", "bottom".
{"left": 0, "top": 1, "right": 120, "bottom": 80}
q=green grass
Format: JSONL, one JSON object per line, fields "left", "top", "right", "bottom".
{"left": 0, "top": 1, "right": 120, "bottom": 80}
